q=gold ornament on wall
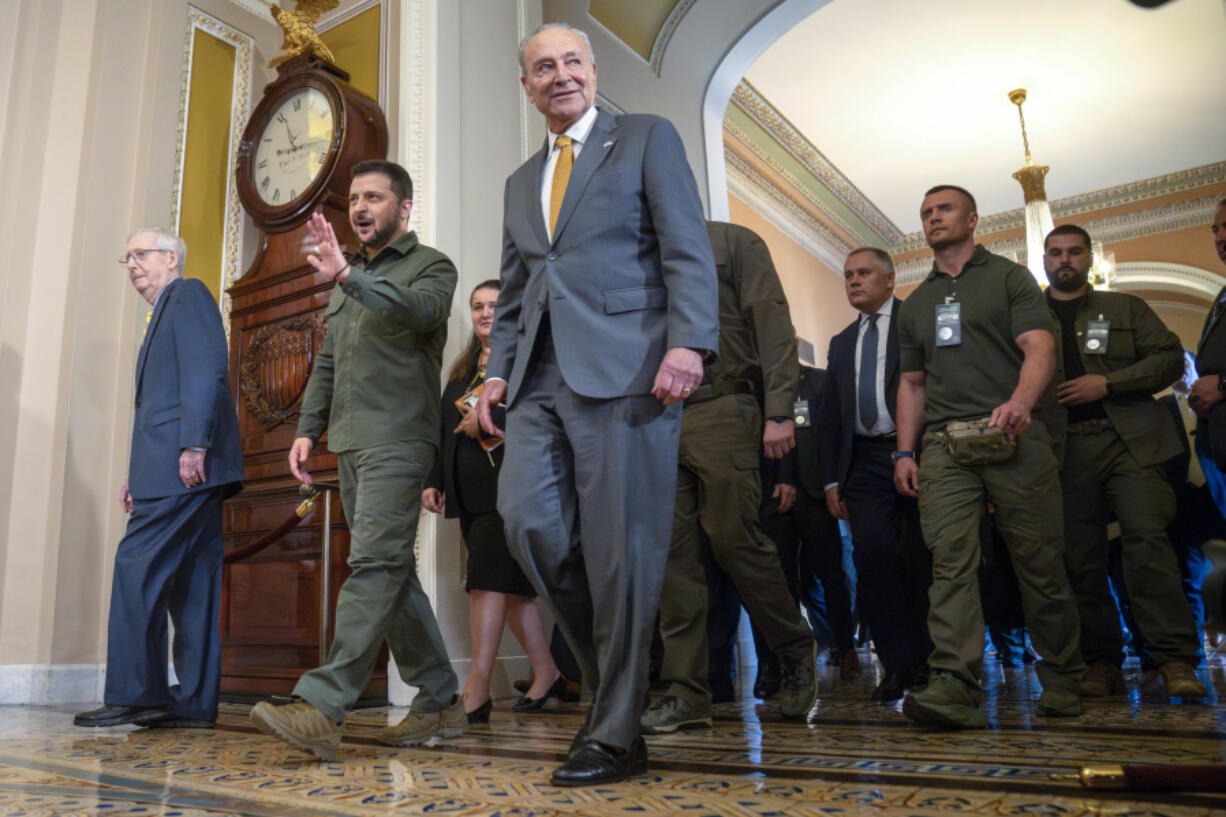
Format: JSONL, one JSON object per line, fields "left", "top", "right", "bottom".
{"left": 267, "top": 0, "right": 340, "bottom": 69}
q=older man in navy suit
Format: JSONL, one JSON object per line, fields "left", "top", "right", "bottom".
{"left": 478, "top": 22, "right": 718, "bottom": 786}
{"left": 75, "top": 228, "right": 242, "bottom": 729}
{"left": 820, "top": 247, "right": 932, "bottom": 703}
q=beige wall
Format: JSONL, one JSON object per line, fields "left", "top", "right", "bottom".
{"left": 727, "top": 195, "right": 852, "bottom": 366}
{"left": 0, "top": 0, "right": 276, "bottom": 697}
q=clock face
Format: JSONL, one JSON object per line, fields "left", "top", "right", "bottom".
{"left": 252, "top": 87, "right": 335, "bottom": 206}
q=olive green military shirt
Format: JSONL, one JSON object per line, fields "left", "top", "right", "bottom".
{"left": 297, "top": 231, "right": 458, "bottom": 453}
{"left": 898, "top": 244, "right": 1054, "bottom": 426}
{"left": 703, "top": 221, "right": 798, "bottom": 418}
{"left": 1047, "top": 288, "right": 1185, "bottom": 467}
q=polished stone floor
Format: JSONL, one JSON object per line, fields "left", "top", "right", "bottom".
{"left": 1, "top": 651, "right": 1224, "bottom": 816}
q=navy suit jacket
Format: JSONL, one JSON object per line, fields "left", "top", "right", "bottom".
{"left": 487, "top": 107, "right": 718, "bottom": 403}
{"left": 128, "top": 277, "right": 243, "bottom": 500}
{"left": 820, "top": 298, "right": 901, "bottom": 490}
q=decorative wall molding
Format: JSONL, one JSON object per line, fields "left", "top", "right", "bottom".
{"left": 225, "top": 0, "right": 273, "bottom": 23}
{"left": 400, "top": 0, "right": 434, "bottom": 245}
{"left": 1113, "top": 262, "right": 1223, "bottom": 301}
{"left": 595, "top": 92, "right": 625, "bottom": 116}
{"left": 729, "top": 80, "right": 901, "bottom": 245}
{"left": 516, "top": 0, "right": 537, "bottom": 162}
{"left": 173, "top": 7, "right": 253, "bottom": 341}
{"left": 0, "top": 665, "right": 104, "bottom": 705}
{"left": 726, "top": 150, "right": 850, "bottom": 275}
{"left": 648, "top": 0, "right": 696, "bottom": 76}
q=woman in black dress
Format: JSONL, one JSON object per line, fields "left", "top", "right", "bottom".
{"left": 423, "top": 280, "right": 563, "bottom": 722}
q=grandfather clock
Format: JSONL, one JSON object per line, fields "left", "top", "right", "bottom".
{"left": 221, "top": 54, "right": 388, "bottom": 699}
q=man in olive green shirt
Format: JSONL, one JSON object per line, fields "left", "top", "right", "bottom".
{"left": 251, "top": 160, "right": 462, "bottom": 760}
{"left": 894, "top": 185, "right": 1084, "bottom": 729}
{"left": 1043, "top": 223, "right": 1206, "bottom": 700}
{"left": 643, "top": 220, "right": 816, "bottom": 732}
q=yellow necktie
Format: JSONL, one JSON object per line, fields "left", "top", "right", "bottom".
{"left": 549, "top": 135, "right": 573, "bottom": 237}
{"left": 142, "top": 309, "right": 153, "bottom": 338}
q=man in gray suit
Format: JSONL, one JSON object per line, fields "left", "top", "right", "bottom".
{"left": 478, "top": 22, "right": 718, "bottom": 787}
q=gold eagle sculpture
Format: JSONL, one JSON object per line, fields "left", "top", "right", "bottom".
{"left": 267, "top": 0, "right": 339, "bottom": 69}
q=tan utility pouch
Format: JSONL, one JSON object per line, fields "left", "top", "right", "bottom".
{"left": 941, "top": 417, "right": 1016, "bottom": 465}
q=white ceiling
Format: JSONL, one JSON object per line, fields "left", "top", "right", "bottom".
{"left": 744, "top": 0, "right": 1226, "bottom": 235}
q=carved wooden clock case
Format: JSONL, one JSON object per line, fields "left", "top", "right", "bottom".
{"left": 222, "top": 55, "right": 389, "bottom": 700}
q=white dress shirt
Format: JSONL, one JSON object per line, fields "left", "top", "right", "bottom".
{"left": 539, "top": 104, "right": 598, "bottom": 240}
{"left": 853, "top": 296, "right": 896, "bottom": 437}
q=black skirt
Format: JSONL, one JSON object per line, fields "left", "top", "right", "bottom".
{"left": 459, "top": 510, "right": 536, "bottom": 597}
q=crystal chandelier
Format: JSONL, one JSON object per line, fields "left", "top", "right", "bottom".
{"left": 1009, "top": 89, "right": 1053, "bottom": 288}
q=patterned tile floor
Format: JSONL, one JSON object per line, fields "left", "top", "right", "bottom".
{"left": 1, "top": 652, "right": 1224, "bottom": 816}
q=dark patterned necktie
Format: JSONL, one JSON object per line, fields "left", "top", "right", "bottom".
{"left": 858, "top": 313, "right": 880, "bottom": 431}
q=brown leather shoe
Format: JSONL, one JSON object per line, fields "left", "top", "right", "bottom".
{"left": 1078, "top": 661, "right": 1126, "bottom": 697}
{"left": 838, "top": 649, "right": 862, "bottom": 680}
{"left": 1158, "top": 662, "right": 1208, "bottom": 698}
{"left": 250, "top": 700, "right": 341, "bottom": 761}
{"left": 376, "top": 696, "right": 467, "bottom": 746}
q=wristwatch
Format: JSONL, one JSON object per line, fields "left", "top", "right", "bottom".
{"left": 891, "top": 451, "right": 915, "bottom": 462}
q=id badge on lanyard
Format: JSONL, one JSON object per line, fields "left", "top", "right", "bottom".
{"left": 793, "top": 399, "right": 810, "bottom": 427}
{"left": 1084, "top": 318, "right": 1109, "bottom": 355}
{"left": 936, "top": 301, "right": 961, "bottom": 347}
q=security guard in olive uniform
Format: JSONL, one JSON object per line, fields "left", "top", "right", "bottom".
{"left": 644, "top": 221, "right": 817, "bottom": 732}
{"left": 894, "top": 185, "right": 1085, "bottom": 729}
{"left": 1043, "top": 223, "right": 1207, "bottom": 699}
{"left": 251, "top": 160, "right": 463, "bottom": 760}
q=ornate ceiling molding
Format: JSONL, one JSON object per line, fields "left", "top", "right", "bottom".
{"left": 893, "top": 237, "right": 1026, "bottom": 285}
{"left": 725, "top": 149, "right": 851, "bottom": 276}
{"left": 724, "top": 123, "right": 867, "bottom": 248}
{"left": 1080, "top": 194, "right": 1221, "bottom": 246}
{"left": 727, "top": 80, "right": 1225, "bottom": 263}
{"left": 729, "top": 80, "right": 902, "bottom": 245}
{"left": 893, "top": 165, "right": 1226, "bottom": 253}
{"left": 648, "top": 0, "right": 696, "bottom": 76}
{"left": 893, "top": 197, "right": 1221, "bottom": 285}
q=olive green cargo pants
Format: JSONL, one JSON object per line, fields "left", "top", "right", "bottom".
{"left": 657, "top": 394, "right": 814, "bottom": 708}
{"left": 294, "top": 442, "right": 458, "bottom": 722}
{"left": 1061, "top": 426, "right": 1200, "bottom": 667}
{"left": 917, "top": 421, "right": 1085, "bottom": 693}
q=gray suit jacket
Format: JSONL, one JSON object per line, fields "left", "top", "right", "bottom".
{"left": 488, "top": 107, "right": 718, "bottom": 402}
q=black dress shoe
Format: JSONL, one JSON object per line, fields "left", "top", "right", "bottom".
{"left": 466, "top": 698, "right": 493, "bottom": 724}
{"left": 513, "top": 678, "right": 532, "bottom": 694}
{"left": 551, "top": 737, "right": 647, "bottom": 787}
{"left": 74, "top": 705, "right": 169, "bottom": 727}
{"left": 911, "top": 665, "right": 930, "bottom": 689}
{"left": 871, "top": 672, "right": 913, "bottom": 703}
{"left": 512, "top": 676, "right": 567, "bottom": 712}
{"left": 753, "top": 668, "right": 780, "bottom": 700}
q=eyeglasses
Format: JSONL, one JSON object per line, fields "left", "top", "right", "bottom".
{"left": 119, "top": 248, "right": 170, "bottom": 264}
